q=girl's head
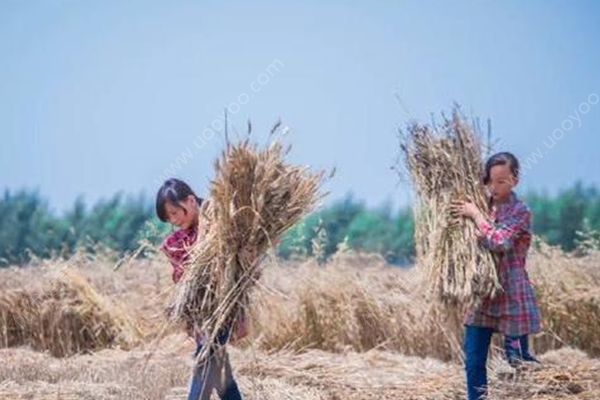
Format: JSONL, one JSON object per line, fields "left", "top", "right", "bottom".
{"left": 156, "top": 178, "right": 203, "bottom": 229}
{"left": 483, "top": 152, "right": 520, "bottom": 203}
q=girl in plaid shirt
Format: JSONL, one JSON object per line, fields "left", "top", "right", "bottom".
{"left": 451, "top": 152, "right": 542, "bottom": 400}
{"left": 157, "top": 178, "right": 245, "bottom": 400}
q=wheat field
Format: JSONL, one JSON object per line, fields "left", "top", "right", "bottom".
{"left": 0, "top": 241, "right": 599, "bottom": 399}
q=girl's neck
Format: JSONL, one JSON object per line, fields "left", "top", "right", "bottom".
{"left": 492, "top": 192, "right": 513, "bottom": 207}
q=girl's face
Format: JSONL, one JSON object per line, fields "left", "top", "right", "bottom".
{"left": 164, "top": 195, "right": 199, "bottom": 229}
{"left": 487, "top": 164, "right": 518, "bottom": 203}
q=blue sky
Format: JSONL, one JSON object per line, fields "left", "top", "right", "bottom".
{"left": 1, "top": 0, "right": 599, "bottom": 213}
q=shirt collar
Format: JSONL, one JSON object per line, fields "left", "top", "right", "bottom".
{"left": 495, "top": 191, "right": 518, "bottom": 213}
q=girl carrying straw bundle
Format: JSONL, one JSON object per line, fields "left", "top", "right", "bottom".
{"left": 450, "top": 152, "right": 542, "bottom": 400}
{"left": 157, "top": 178, "right": 245, "bottom": 400}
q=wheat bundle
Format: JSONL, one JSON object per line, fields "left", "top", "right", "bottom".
{"left": 0, "top": 269, "right": 141, "bottom": 357}
{"left": 171, "top": 137, "right": 324, "bottom": 361}
{"left": 527, "top": 241, "right": 600, "bottom": 357}
{"left": 248, "top": 259, "right": 465, "bottom": 361}
{"left": 399, "top": 109, "right": 500, "bottom": 306}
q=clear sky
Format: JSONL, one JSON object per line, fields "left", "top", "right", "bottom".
{"left": 1, "top": 0, "right": 599, "bottom": 213}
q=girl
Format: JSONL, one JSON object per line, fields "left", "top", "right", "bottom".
{"left": 450, "top": 152, "right": 541, "bottom": 400}
{"left": 157, "top": 178, "right": 245, "bottom": 400}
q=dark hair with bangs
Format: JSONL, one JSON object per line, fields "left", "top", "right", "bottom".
{"left": 483, "top": 152, "right": 520, "bottom": 185}
{"left": 155, "top": 178, "right": 203, "bottom": 222}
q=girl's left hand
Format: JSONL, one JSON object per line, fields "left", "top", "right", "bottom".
{"left": 475, "top": 228, "right": 485, "bottom": 239}
{"left": 231, "top": 314, "right": 249, "bottom": 343}
{"left": 450, "top": 200, "right": 481, "bottom": 220}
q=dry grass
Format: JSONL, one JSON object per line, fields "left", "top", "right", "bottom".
{"left": 0, "top": 333, "right": 191, "bottom": 400}
{"left": 249, "top": 244, "right": 600, "bottom": 361}
{"left": 2, "top": 240, "right": 598, "bottom": 361}
{"left": 528, "top": 240, "right": 600, "bottom": 356}
{"left": 240, "top": 346, "right": 600, "bottom": 399}
{"left": 1, "top": 340, "right": 599, "bottom": 400}
{"left": 0, "top": 266, "right": 142, "bottom": 357}
{"left": 248, "top": 254, "right": 464, "bottom": 360}
{"left": 171, "top": 137, "right": 324, "bottom": 361}
{"left": 399, "top": 109, "right": 500, "bottom": 306}
{"left": 0, "top": 237, "right": 599, "bottom": 399}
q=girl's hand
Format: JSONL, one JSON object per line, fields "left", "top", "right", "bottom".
{"left": 188, "top": 322, "right": 205, "bottom": 343}
{"left": 450, "top": 200, "right": 481, "bottom": 220}
{"left": 475, "top": 228, "right": 485, "bottom": 239}
{"left": 195, "top": 328, "right": 205, "bottom": 343}
{"left": 450, "top": 201, "right": 490, "bottom": 230}
{"left": 230, "top": 314, "right": 249, "bottom": 344}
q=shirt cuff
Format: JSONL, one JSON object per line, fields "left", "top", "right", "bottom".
{"left": 477, "top": 218, "right": 494, "bottom": 236}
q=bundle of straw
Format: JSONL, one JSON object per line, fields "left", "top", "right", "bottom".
{"left": 170, "top": 136, "right": 324, "bottom": 361}
{"left": 0, "top": 269, "right": 141, "bottom": 357}
{"left": 399, "top": 109, "right": 500, "bottom": 306}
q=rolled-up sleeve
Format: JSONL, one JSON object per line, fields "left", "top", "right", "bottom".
{"left": 161, "top": 235, "right": 186, "bottom": 283}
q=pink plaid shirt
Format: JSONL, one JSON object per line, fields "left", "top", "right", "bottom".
{"left": 464, "top": 192, "right": 542, "bottom": 336}
{"left": 160, "top": 224, "right": 199, "bottom": 283}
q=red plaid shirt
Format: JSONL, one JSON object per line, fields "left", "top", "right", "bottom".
{"left": 464, "top": 192, "right": 542, "bottom": 336}
{"left": 160, "top": 224, "right": 199, "bottom": 283}
{"left": 160, "top": 221, "right": 248, "bottom": 344}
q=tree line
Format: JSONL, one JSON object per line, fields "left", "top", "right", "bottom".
{"left": 1, "top": 182, "right": 599, "bottom": 266}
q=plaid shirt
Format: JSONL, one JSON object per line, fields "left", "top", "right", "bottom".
{"left": 160, "top": 224, "right": 199, "bottom": 283}
{"left": 464, "top": 192, "right": 542, "bottom": 336}
{"left": 160, "top": 221, "right": 247, "bottom": 345}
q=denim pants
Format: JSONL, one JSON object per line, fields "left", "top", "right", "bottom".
{"left": 187, "top": 333, "right": 243, "bottom": 400}
{"left": 504, "top": 334, "right": 536, "bottom": 363}
{"left": 464, "top": 325, "right": 494, "bottom": 400}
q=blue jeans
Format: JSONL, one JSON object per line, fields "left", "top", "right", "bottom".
{"left": 504, "top": 335, "right": 521, "bottom": 365}
{"left": 504, "top": 334, "right": 538, "bottom": 364}
{"left": 464, "top": 325, "right": 494, "bottom": 400}
{"left": 187, "top": 331, "right": 242, "bottom": 400}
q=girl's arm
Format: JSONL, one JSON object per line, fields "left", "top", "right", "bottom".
{"left": 452, "top": 201, "right": 530, "bottom": 253}
{"left": 231, "top": 310, "right": 249, "bottom": 343}
{"left": 476, "top": 205, "right": 531, "bottom": 253}
{"left": 160, "top": 238, "right": 186, "bottom": 283}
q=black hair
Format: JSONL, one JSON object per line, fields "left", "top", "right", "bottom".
{"left": 483, "top": 152, "right": 520, "bottom": 185}
{"left": 155, "top": 178, "right": 203, "bottom": 222}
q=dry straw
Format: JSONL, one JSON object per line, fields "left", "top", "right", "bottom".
{"left": 3, "top": 344, "right": 599, "bottom": 400}
{"left": 0, "top": 268, "right": 141, "bottom": 357}
{"left": 1, "top": 240, "right": 600, "bottom": 398}
{"left": 399, "top": 108, "right": 500, "bottom": 306}
{"left": 170, "top": 133, "right": 325, "bottom": 361}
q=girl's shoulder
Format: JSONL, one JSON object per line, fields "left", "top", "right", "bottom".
{"left": 502, "top": 194, "right": 532, "bottom": 227}
{"left": 511, "top": 194, "right": 531, "bottom": 216}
